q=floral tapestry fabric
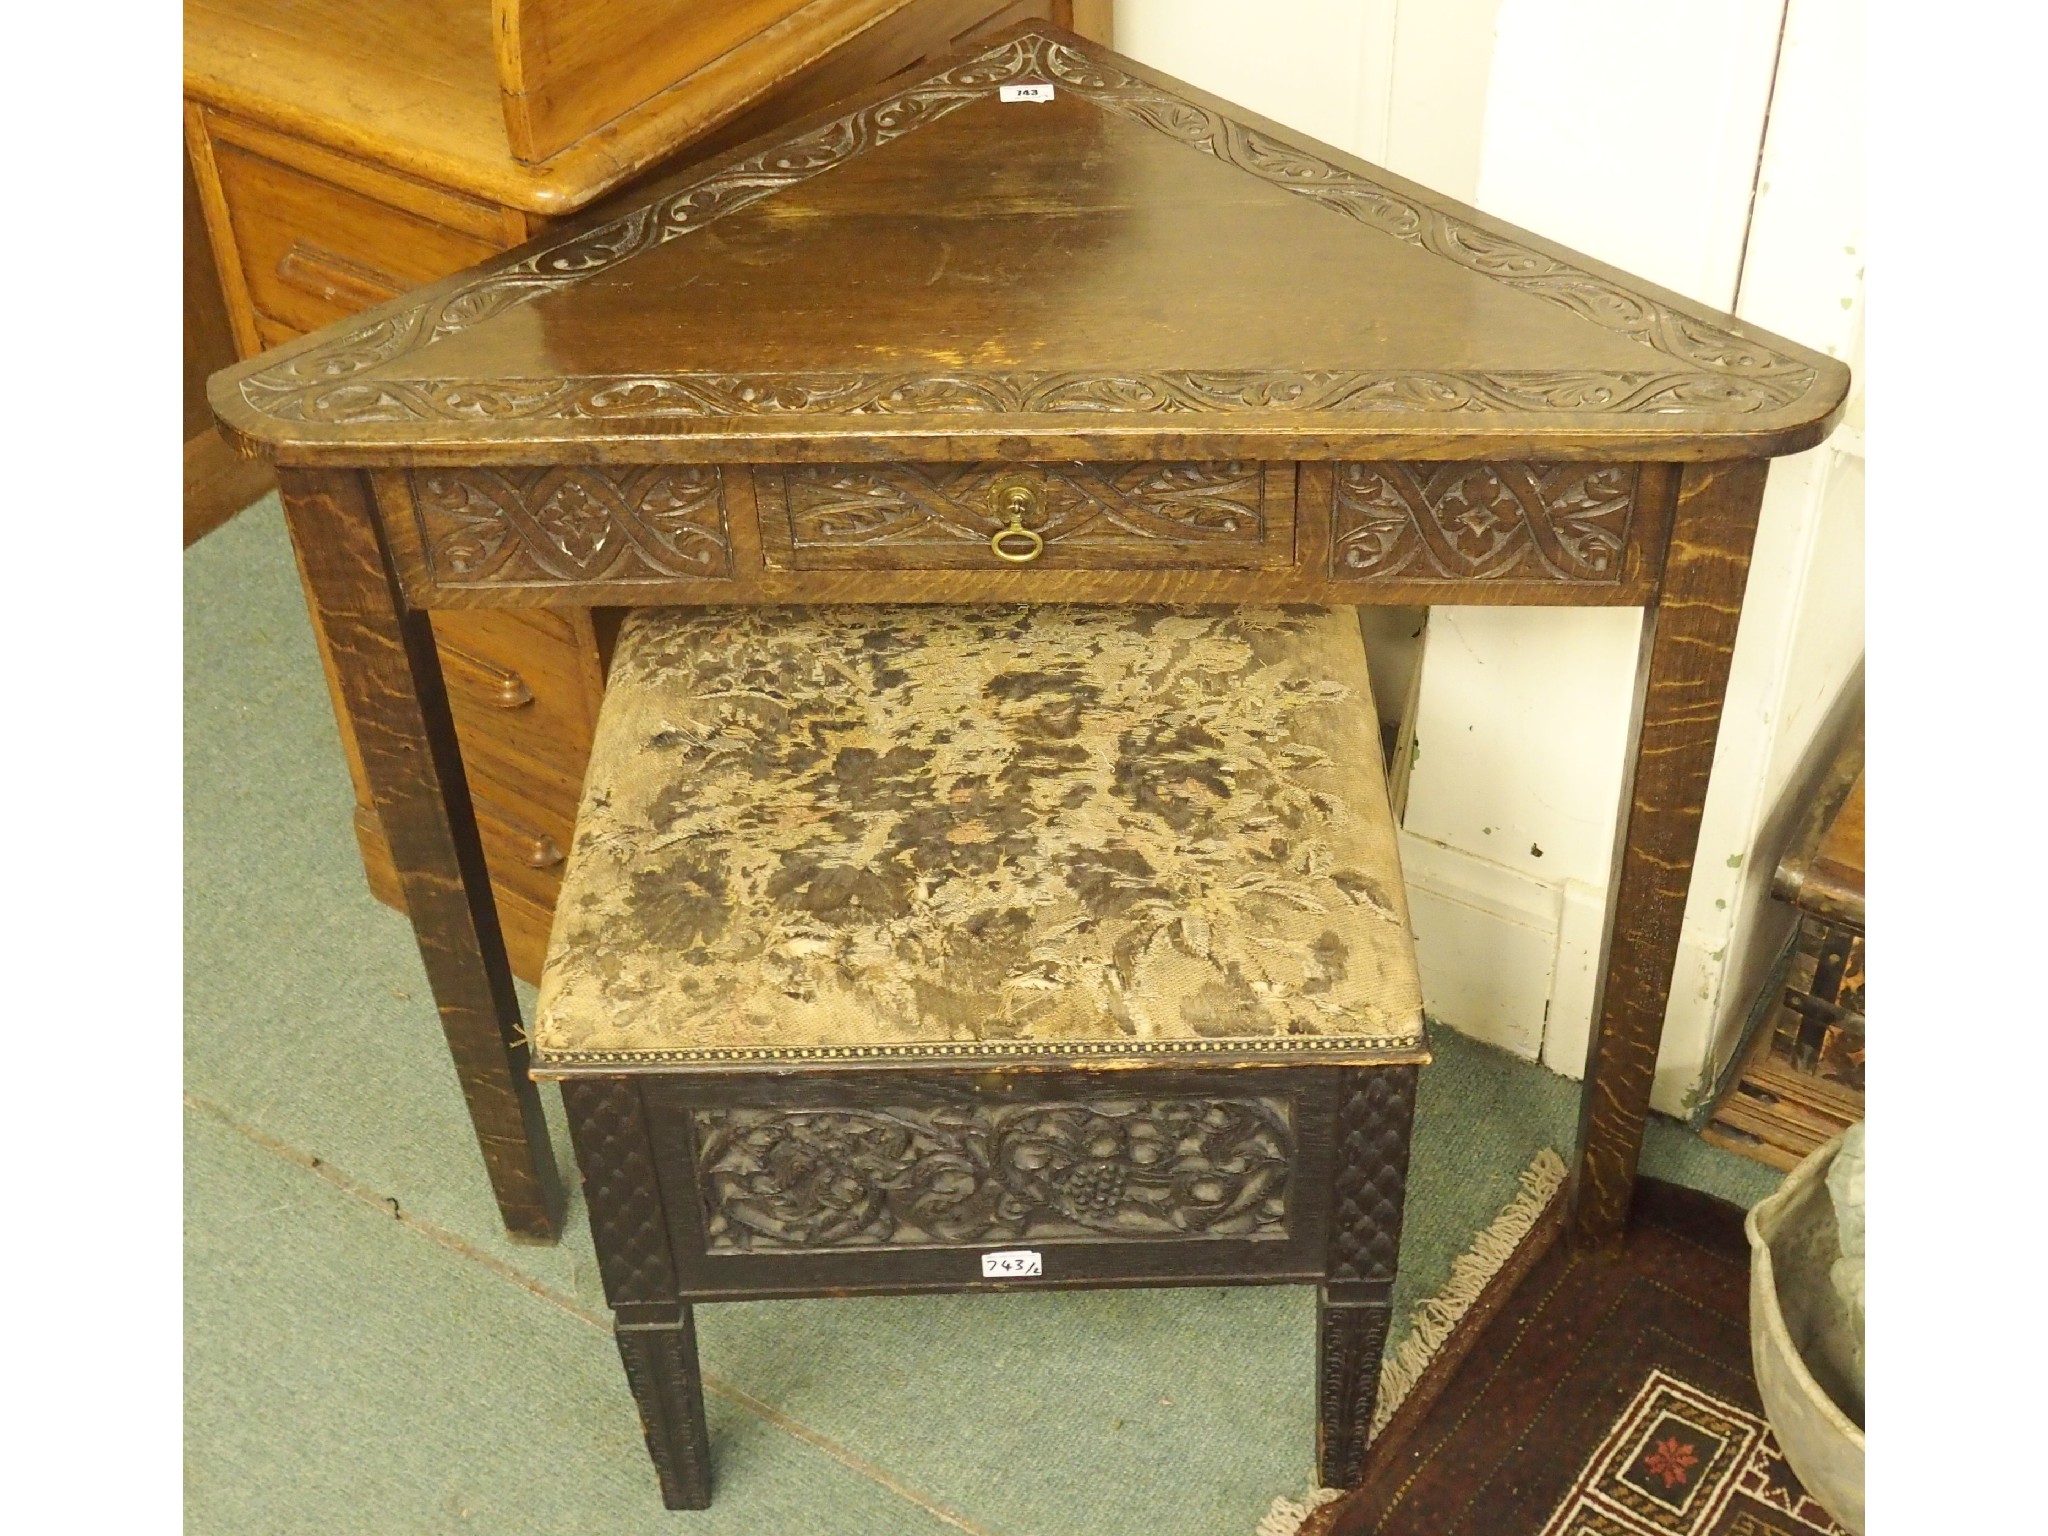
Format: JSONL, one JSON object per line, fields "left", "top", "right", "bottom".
{"left": 534, "top": 605, "right": 1425, "bottom": 1067}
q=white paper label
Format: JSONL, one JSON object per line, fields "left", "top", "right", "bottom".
{"left": 999, "top": 83, "right": 1055, "bottom": 104}
{"left": 980, "top": 1249, "right": 1043, "bottom": 1278}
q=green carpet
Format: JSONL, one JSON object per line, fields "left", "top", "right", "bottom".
{"left": 184, "top": 497, "right": 1782, "bottom": 1535}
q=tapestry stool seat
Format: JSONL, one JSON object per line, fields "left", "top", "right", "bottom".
{"left": 533, "top": 604, "right": 1430, "bottom": 1508}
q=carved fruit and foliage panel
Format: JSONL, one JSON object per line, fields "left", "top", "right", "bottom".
{"left": 409, "top": 466, "right": 731, "bottom": 587}
{"left": 765, "top": 462, "right": 1274, "bottom": 569}
{"left": 692, "top": 1094, "right": 1296, "bottom": 1251}
{"left": 1329, "top": 462, "right": 1639, "bottom": 584}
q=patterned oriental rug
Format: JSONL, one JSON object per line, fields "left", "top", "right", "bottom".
{"left": 1296, "top": 1181, "right": 1850, "bottom": 1536}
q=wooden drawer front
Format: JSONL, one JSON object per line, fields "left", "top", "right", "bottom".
{"left": 760, "top": 462, "right": 1291, "bottom": 572}
{"left": 432, "top": 609, "right": 598, "bottom": 833}
{"left": 211, "top": 142, "right": 500, "bottom": 337}
{"left": 403, "top": 468, "right": 735, "bottom": 589}
{"left": 1326, "top": 462, "right": 1641, "bottom": 586}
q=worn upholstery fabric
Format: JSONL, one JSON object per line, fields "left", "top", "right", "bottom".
{"left": 534, "top": 605, "right": 1425, "bottom": 1068}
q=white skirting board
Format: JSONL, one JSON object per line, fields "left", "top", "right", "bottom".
{"left": 1398, "top": 830, "right": 1741, "bottom": 1118}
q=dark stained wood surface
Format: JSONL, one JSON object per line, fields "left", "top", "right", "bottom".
{"left": 370, "top": 459, "right": 1676, "bottom": 610}
{"left": 562, "top": 1059, "right": 1421, "bottom": 1504}
{"left": 211, "top": 25, "right": 1847, "bottom": 466}
{"left": 278, "top": 466, "right": 565, "bottom": 1240}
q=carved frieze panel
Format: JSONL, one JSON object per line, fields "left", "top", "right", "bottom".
{"left": 408, "top": 466, "right": 731, "bottom": 586}
{"left": 692, "top": 1094, "right": 1295, "bottom": 1251}
{"left": 1329, "top": 462, "right": 1638, "bottom": 584}
{"left": 766, "top": 461, "right": 1273, "bottom": 569}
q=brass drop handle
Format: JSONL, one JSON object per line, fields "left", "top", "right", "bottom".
{"left": 989, "top": 480, "right": 1045, "bottom": 564}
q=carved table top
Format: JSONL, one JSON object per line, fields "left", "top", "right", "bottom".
{"left": 210, "top": 24, "right": 1848, "bottom": 471}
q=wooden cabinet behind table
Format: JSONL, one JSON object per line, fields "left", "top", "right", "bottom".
{"left": 188, "top": 0, "right": 1108, "bottom": 979}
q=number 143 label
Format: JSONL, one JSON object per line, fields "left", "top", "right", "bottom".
{"left": 980, "top": 1249, "right": 1043, "bottom": 1278}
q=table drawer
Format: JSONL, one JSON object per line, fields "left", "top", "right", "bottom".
{"left": 758, "top": 462, "right": 1293, "bottom": 572}
{"left": 434, "top": 610, "right": 597, "bottom": 754}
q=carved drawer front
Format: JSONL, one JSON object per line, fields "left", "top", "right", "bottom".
{"left": 1326, "top": 462, "right": 1641, "bottom": 586}
{"left": 690, "top": 1090, "right": 1297, "bottom": 1254}
{"left": 758, "top": 462, "right": 1292, "bottom": 571}
{"left": 402, "top": 467, "right": 735, "bottom": 590}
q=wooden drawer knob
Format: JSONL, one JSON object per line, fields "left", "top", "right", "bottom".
{"left": 439, "top": 640, "right": 536, "bottom": 709}
{"left": 488, "top": 672, "right": 536, "bottom": 710}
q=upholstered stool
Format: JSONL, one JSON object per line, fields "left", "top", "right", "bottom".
{"left": 533, "top": 605, "right": 1429, "bottom": 1508}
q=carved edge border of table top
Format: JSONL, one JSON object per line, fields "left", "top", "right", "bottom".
{"left": 234, "top": 31, "right": 1823, "bottom": 429}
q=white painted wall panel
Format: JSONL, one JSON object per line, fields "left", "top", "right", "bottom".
{"left": 1379, "top": 1, "right": 1503, "bottom": 202}
{"left": 1114, "top": 0, "right": 1382, "bottom": 157}
{"left": 1402, "top": 606, "right": 1642, "bottom": 888}
{"left": 1478, "top": 0, "right": 1787, "bottom": 307}
{"left": 1115, "top": 0, "right": 1503, "bottom": 194}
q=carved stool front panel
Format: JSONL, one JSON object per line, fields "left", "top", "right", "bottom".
{"left": 691, "top": 1092, "right": 1296, "bottom": 1252}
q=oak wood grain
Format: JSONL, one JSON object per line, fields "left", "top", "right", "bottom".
{"left": 184, "top": 429, "right": 274, "bottom": 547}
{"left": 496, "top": 0, "right": 815, "bottom": 164}
{"left": 210, "top": 140, "right": 502, "bottom": 340}
{"left": 278, "top": 466, "right": 565, "bottom": 1240}
{"left": 185, "top": 0, "right": 1039, "bottom": 215}
{"left": 186, "top": 142, "right": 274, "bottom": 542}
{"left": 1568, "top": 459, "right": 1771, "bottom": 1250}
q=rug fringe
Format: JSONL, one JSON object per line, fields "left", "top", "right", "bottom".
{"left": 1255, "top": 1485, "right": 1343, "bottom": 1536}
{"left": 1369, "top": 1146, "right": 1566, "bottom": 1439}
{"left": 1253, "top": 1146, "right": 1569, "bottom": 1536}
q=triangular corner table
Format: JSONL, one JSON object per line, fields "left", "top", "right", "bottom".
{"left": 209, "top": 14, "right": 1848, "bottom": 1486}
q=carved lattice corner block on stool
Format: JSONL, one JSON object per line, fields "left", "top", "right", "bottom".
{"left": 532, "top": 603, "right": 1430, "bottom": 1507}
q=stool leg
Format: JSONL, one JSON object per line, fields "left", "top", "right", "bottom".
{"left": 617, "top": 1313, "right": 713, "bottom": 1510}
{"left": 1318, "top": 1065, "right": 1418, "bottom": 1488}
{"left": 562, "top": 1079, "right": 712, "bottom": 1508}
{"left": 1317, "top": 1296, "right": 1392, "bottom": 1488}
